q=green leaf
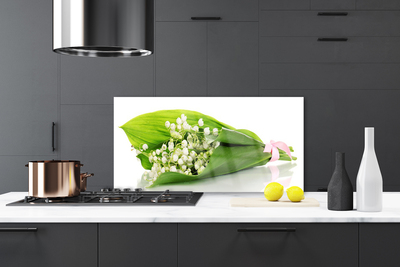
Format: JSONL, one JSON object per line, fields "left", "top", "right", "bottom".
{"left": 120, "top": 109, "right": 236, "bottom": 150}
{"left": 217, "top": 128, "right": 264, "bottom": 146}
{"left": 149, "top": 128, "right": 270, "bottom": 187}
{"left": 235, "top": 129, "right": 263, "bottom": 142}
{"left": 136, "top": 154, "right": 152, "bottom": 170}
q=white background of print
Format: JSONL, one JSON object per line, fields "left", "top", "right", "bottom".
{"left": 114, "top": 97, "right": 304, "bottom": 192}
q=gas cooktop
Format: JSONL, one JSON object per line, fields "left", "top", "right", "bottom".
{"left": 6, "top": 188, "right": 203, "bottom": 206}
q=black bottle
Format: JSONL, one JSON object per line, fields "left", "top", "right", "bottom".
{"left": 328, "top": 152, "right": 354, "bottom": 211}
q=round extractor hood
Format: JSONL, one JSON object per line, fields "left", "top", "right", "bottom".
{"left": 53, "top": 0, "right": 154, "bottom": 57}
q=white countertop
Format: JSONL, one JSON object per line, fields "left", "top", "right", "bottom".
{"left": 1, "top": 192, "right": 400, "bottom": 223}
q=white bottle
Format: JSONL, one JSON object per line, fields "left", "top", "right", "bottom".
{"left": 356, "top": 127, "right": 383, "bottom": 212}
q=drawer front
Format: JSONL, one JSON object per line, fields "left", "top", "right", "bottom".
{"left": 260, "top": 11, "right": 400, "bottom": 36}
{"left": 260, "top": 0, "right": 310, "bottom": 10}
{"left": 178, "top": 223, "right": 358, "bottom": 267}
{"left": 357, "top": 0, "right": 400, "bottom": 10}
{"left": 0, "top": 223, "right": 97, "bottom": 267}
{"left": 156, "top": 0, "right": 258, "bottom": 21}
{"left": 311, "top": 0, "right": 356, "bottom": 10}
{"left": 260, "top": 63, "right": 400, "bottom": 90}
{"left": 260, "top": 37, "right": 400, "bottom": 63}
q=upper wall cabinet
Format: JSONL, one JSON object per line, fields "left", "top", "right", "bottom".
{"left": 60, "top": 56, "right": 154, "bottom": 105}
{"left": 357, "top": 0, "right": 400, "bottom": 10}
{"left": 156, "top": 0, "right": 258, "bottom": 21}
{"left": 0, "top": 0, "right": 57, "bottom": 156}
{"left": 260, "top": 0, "right": 310, "bottom": 10}
{"left": 260, "top": 11, "right": 400, "bottom": 37}
{"left": 311, "top": 0, "right": 355, "bottom": 10}
{"left": 260, "top": 0, "right": 356, "bottom": 10}
{"left": 155, "top": 0, "right": 259, "bottom": 96}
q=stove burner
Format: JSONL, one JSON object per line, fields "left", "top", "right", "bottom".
{"left": 8, "top": 188, "right": 203, "bottom": 206}
{"left": 45, "top": 198, "right": 64, "bottom": 203}
{"left": 100, "top": 197, "right": 124, "bottom": 203}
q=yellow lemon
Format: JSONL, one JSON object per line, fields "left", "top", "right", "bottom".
{"left": 286, "top": 186, "right": 305, "bottom": 202}
{"left": 264, "top": 182, "right": 284, "bottom": 201}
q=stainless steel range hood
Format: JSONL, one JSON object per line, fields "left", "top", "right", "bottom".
{"left": 53, "top": 0, "right": 154, "bottom": 57}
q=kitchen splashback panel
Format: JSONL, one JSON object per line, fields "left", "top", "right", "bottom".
{"left": 114, "top": 97, "right": 303, "bottom": 192}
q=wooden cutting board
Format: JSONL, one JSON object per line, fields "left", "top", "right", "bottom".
{"left": 230, "top": 197, "right": 320, "bottom": 207}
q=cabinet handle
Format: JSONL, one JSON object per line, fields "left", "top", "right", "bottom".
{"left": 237, "top": 228, "right": 296, "bottom": 232}
{"left": 318, "top": 38, "right": 348, "bottom": 42}
{"left": 191, "top": 17, "right": 221, "bottom": 20}
{"left": 0, "top": 228, "right": 38, "bottom": 232}
{"left": 318, "top": 12, "right": 348, "bottom": 16}
{"left": 52, "top": 122, "right": 56, "bottom": 152}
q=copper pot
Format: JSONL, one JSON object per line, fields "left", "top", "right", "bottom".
{"left": 26, "top": 160, "right": 94, "bottom": 198}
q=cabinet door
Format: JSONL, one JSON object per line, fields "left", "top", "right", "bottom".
{"left": 357, "top": 0, "right": 400, "bottom": 10}
{"left": 178, "top": 223, "right": 358, "bottom": 267}
{"left": 260, "top": 11, "right": 400, "bottom": 37}
{"left": 0, "top": 0, "right": 57, "bottom": 156}
{"left": 155, "top": 22, "right": 207, "bottom": 96}
{"left": 0, "top": 223, "right": 97, "bottom": 267}
{"left": 311, "top": 0, "right": 355, "bottom": 10}
{"left": 60, "top": 105, "right": 113, "bottom": 190}
{"left": 360, "top": 224, "right": 400, "bottom": 267}
{"left": 156, "top": 0, "right": 258, "bottom": 22}
{"left": 208, "top": 22, "right": 258, "bottom": 96}
{"left": 60, "top": 56, "right": 154, "bottom": 105}
{"left": 99, "top": 224, "right": 177, "bottom": 267}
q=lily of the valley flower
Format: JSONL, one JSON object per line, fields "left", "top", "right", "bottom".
{"left": 213, "top": 128, "right": 218, "bottom": 136}
{"left": 139, "top": 115, "right": 223, "bottom": 181}
{"left": 198, "top": 118, "right": 204, "bottom": 126}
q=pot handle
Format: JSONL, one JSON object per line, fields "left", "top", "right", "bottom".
{"left": 81, "top": 172, "right": 94, "bottom": 179}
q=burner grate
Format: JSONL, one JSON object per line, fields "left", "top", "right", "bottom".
{"left": 7, "top": 189, "right": 203, "bottom": 206}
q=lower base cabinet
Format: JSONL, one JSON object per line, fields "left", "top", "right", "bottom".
{"left": 99, "top": 223, "right": 178, "bottom": 267}
{"left": 0, "top": 223, "right": 97, "bottom": 267}
{"left": 360, "top": 223, "right": 400, "bottom": 267}
{"left": 178, "top": 223, "right": 358, "bottom": 267}
{"left": 2, "top": 222, "right": 399, "bottom": 266}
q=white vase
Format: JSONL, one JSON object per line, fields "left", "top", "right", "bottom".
{"left": 356, "top": 127, "right": 383, "bottom": 212}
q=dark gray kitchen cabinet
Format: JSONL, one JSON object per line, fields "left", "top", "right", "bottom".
{"left": 60, "top": 56, "right": 154, "bottom": 105}
{"left": 0, "top": 0, "right": 57, "bottom": 193}
{"left": 260, "top": 0, "right": 310, "bottom": 10}
{"left": 0, "top": 223, "right": 97, "bottom": 267}
{"left": 0, "top": 0, "right": 57, "bottom": 156}
{"left": 359, "top": 224, "right": 400, "bottom": 267}
{"left": 156, "top": 0, "right": 258, "bottom": 21}
{"left": 178, "top": 223, "right": 358, "bottom": 267}
{"left": 311, "top": 0, "right": 355, "bottom": 10}
{"left": 357, "top": 0, "right": 400, "bottom": 10}
{"left": 155, "top": 22, "right": 208, "bottom": 96}
{"left": 260, "top": 37, "right": 400, "bottom": 63}
{"left": 207, "top": 22, "right": 258, "bottom": 96}
{"left": 60, "top": 105, "right": 113, "bottom": 190}
{"left": 155, "top": 0, "right": 258, "bottom": 96}
{"left": 260, "top": 11, "right": 400, "bottom": 37}
{"left": 99, "top": 224, "right": 177, "bottom": 267}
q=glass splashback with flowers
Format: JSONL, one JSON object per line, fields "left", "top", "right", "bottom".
{"left": 114, "top": 97, "right": 304, "bottom": 192}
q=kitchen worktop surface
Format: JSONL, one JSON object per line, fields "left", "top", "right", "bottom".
{"left": 1, "top": 192, "right": 400, "bottom": 223}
